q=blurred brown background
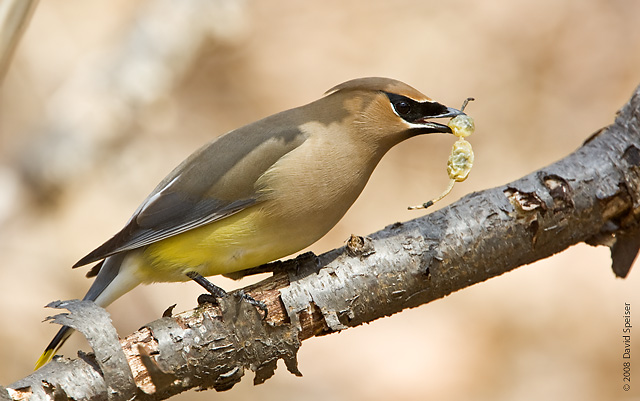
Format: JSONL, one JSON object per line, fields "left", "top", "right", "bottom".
{"left": 2, "top": 1, "right": 640, "bottom": 400}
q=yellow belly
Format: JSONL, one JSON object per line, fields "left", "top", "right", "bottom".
{"left": 135, "top": 205, "right": 316, "bottom": 283}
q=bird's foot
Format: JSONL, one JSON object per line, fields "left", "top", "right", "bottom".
{"left": 186, "top": 271, "right": 267, "bottom": 319}
{"left": 237, "top": 290, "right": 268, "bottom": 319}
{"left": 197, "top": 293, "right": 220, "bottom": 305}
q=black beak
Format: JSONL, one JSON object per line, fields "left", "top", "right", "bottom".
{"left": 416, "top": 106, "right": 465, "bottom": 134}
{"left": 435, "top": 106, "right": 466, "bottom": 119}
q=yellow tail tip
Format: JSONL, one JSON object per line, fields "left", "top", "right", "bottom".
{"left": 34, "top": 349, "right": 56, "bottom": 371}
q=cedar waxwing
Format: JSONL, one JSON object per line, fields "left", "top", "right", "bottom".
{"left": 35, "top": 77, "right": 465, "bottom": 369}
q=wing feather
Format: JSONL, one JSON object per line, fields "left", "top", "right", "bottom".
{"left": 74, "top": 112, "right": 310, "bottom": 268}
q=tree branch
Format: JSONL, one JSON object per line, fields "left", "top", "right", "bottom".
{"left": 3, "top": 83, "right": 639, "bottom": 400}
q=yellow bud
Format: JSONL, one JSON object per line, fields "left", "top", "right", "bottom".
{"left": 447, "top": 139, "right": 474, "bottom": 182}
{"left": 448, "top": 114, "right": 475, "bottom": 138}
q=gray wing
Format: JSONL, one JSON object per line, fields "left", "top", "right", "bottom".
{"left": 74, "top": 112, "right": 309, "bottom": 268}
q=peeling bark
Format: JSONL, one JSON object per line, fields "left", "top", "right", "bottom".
{"left": 2, "top": 84, "right": 639, "bottom": 400}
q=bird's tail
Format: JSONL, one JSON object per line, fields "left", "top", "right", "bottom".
{"left": 34, "top": 325, "right": 75, "bottom": 370}
{"left": 35, "top": 253, "right": 136, "bottom": 370}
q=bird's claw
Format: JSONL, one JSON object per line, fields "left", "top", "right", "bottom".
{"left": 237, "top": 290, "right": 268, "bottom": 320}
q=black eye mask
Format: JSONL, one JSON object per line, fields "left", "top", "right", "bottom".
{"left": 384, "top": 92, "right": 451, "bottom": 124}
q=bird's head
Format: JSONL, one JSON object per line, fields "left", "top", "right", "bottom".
{"left": 321, "top": 77, "right": 465, "bottom": 149}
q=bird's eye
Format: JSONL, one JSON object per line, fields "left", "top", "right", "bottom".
{"left": 395, "top": 101, "right": 411, "bottom": 116}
